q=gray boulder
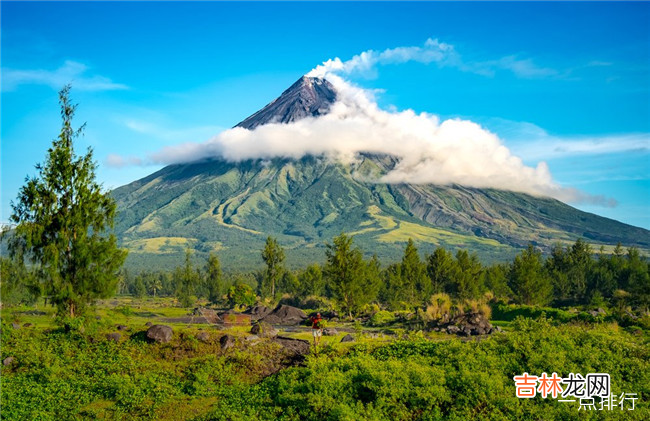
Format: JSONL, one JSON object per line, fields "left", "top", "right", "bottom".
{"left": 246, "top": 305, "right": 272, "bottom": 321}
{"left": 250, "top": 322, "right": 278, "bottom": 338}
{"left": 260, "top": 305, "right": 307, "bottom": 326}
{"left": 146, "top": 325, "right": 173, "bottom": 343}
{"left": 11, "top": 323, "right": 20, "bottom": 330}
{"left": 341, "top": 334, "right": 355, "bottom": 343}
{"left": 323, "top": 328, "right": 338, "bottom": 336}
{"left": 3, "top": 356, "right": 15, "bottom": 366}
{"left": 272, "top": 336, "right": 310, "bottom": 356}
{"left": 220, "top": 334, "right": 235, "bottom": 350}
{"left": 106, "top": 332, "right": 121, "bottom": 343}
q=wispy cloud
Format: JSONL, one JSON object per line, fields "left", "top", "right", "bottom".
{"left": 493, "top": 119, "right": 650, "bottom": 160}
{"left": 2, "top": 60, "right": 128, "bottom": 91}
{"left": 106, "top": 154, "right": 143, "bottom": 168}
{"left": 308, "top": 38, "right": 561, "bottom": 80}
{"left": 122, "top": 118, "right": 224, "bottom": 143}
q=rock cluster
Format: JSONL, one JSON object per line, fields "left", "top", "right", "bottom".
{"left": 259, "top": 305, "right": 307, "bottom": 326}
{"left": 432, "top": 312, "right": 496, "bottom": 336}
{"left": 246, "top": 305, "right": 272, "bottom": 321}
{"left": 191, "top": 307, "right": 222, "bottom": 324}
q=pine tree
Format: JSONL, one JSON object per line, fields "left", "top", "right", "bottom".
{"left": 175, "top": 248, "right": 199, "bottom": 307}
{"left": 324, "top": 233, "right": 379, "bottom": 318}
{"left": 7, "top": 86, "right": 127, "bottom": 317}
{"left": 509, "top": 245, "right": 552, "bottom": 306}
{"left": 204, "top": 252, "right": 223, "bottom": 304}
{"left": 426, "top": 247, "right": 456, "bottom": 294}
{"left": 261, "top": 236, "right": 285, "bottom": 299}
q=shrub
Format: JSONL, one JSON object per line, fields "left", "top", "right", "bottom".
{"left": 369, "top": 310, "right": 395, "bottom": 327}
{"left": 423, "top": 293, "right": 452, "bottom": 322}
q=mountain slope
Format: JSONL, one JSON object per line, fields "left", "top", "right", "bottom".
{"left": 112, "top": 76, "right": 650, "bottom": 270}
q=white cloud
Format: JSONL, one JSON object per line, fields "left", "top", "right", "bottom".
{"left": 140, "top": 75, "right": 605, "bottom": 204}
{"left": 2, "top": 60, "right": 128, "bottom": 91}
{"left": 308, "top": 38, "right": 559, "bottom": 80}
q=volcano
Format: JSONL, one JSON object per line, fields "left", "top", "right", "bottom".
{"left": 111, "top": 76, "right": 650, "bottom": 270}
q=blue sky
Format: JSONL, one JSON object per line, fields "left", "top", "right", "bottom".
{"left": 1, "top": 2, "right": 649, "bottom": 228}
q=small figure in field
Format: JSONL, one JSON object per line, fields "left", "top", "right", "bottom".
{"left": 310, "top": 312, "right": 323, "bottom": 347}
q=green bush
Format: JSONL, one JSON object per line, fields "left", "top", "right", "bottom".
{"left": 369, "top": 310, "right": 396, "bottom": 327}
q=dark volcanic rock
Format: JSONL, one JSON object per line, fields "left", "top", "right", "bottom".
{"left": 261, "top": 305, "right": 307, "bottom": 326}
{"left": 22, "top": 323, "right": 32, "bottom": 328}
{"left": 106, "top": 332, "right": 121, "bottom": 343}
{"left": 341, "top": 334, "right": 355, "bottom": 343}
{"left": 146, "top": 325, "right": 173, "bottom": 343}
{"left": 116, "top": 324, "right": 129, "bottom": 331}
{"left": 438, "top": 312, "right": 493, "bottom": 337}
{"left": 246, "top": 305, "right": 272, "bottom": 321}
{"left": 220, "top": 334, "right": 236, "bottom": 350}
{"left": 251, "top": 322, "right": 278, "bottom": 338}
{"left": 272, "top": 336, "right": 310, "bottom": 356}
{"left": 236, "top": 76, "right": 337, "bottom": 130}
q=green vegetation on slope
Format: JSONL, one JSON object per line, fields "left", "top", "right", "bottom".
{"left": 110, "top": 156, "right": 650, "bottom": 271}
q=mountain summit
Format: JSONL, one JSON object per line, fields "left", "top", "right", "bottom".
{"left": 235, "top": 76, "right": 337, "bottom": 130}
{"left": 112, "top": 76, "right": 650, "bottom": 270}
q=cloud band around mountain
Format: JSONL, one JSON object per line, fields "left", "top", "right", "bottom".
{"left": 111, "top": 40, "right": 619, "bottom": 207}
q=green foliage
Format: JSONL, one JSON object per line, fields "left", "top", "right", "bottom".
{"left": 175, "top": 248, "right": 200, "bottom": 307}
{"left": 384, "top": 239, "right": 431, "bottom": 309}
{"left": 0, "top": 256, "right": 41, "bottom": 306}
{"left": 483, "top": 263, "right": 511, "bottom": 299}
{"left": 450, "top": 249, "right": 484, "bottom": 300}
{"left": 297, "top": 264, "right": 324, "bottom": 299}
{"left": 227, "top": 282, "right": 256, "bottom": 308}
{"left": 509, "top": 245, "right": 552, "bottom": 306}
{"left": 204, "top": 252, "right": 223, "bottom": 304}
{"left": 5, "top": 86, "right": 127, "bottom": 317}
{"left": 324, "top": 233, "right": 381, "bottom": 318}
{"left": 426, "top": 247, "right": 456, "bottom": 293}
{"left": 369, "top": 310, "right": 395, "bottom": 327}
{"left": 261, "top": 236, "right": 285, "bottom": 299}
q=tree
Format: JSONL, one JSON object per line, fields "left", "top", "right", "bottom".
{"left": 204, "top": 252, "right": 223, "bottom": 304}
{"left": 175, "top": 248, "right": 199, "bottom": 307}
{"left": 227, "top": 282, "right": 256, "bottom": 308}
{"left": 6, "top": 86, "right": 127, "bottom": 317}
{"left": 509, "top": 245, "right": 552, "bottom": 306}
{"left": 261, "top": 236, "right": 285, "bottom": 299}
{"left": 297, "top": 264, "right": 324, "bottom": 299}
{"left": 0, "top": 256, "right": 41, "bottom": 306}
{"left": 385, "top": 239, "right": 430, "bottom": 309}
{"left": 400, "top": 239, "right": 430, "bottom": 305}
{"left": 132, "top": 274, "right": 146, "bottom": 299}
{"left": 146, "top": 273, "right": 163, "bottom": 298}
{"left": 426, "top": 247, "right": 456, "bottom": 293}
{"left": 451, "top": 250, "right": 483, "bottom": 300}
{"left": 324, "top": 233, "right": 380, "bottom": 318}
